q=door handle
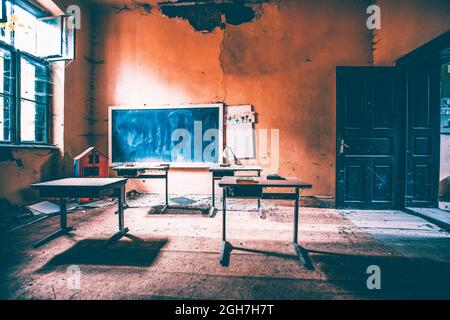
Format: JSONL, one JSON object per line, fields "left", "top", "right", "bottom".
{"left": 339, "top": 139, "right": 349, "bottom": 155}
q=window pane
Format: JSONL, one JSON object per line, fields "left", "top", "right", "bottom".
{"left": 36, "top": 16, "right": 62, "bottom": 58}
{"left": 13, "top": 4, "right": 38, "bottom": 55}
{"left": 63, "top": 15, "right": 75, "bottom": 60}
{"left": 20, "top": 100, "right": 47, "bottom": 142}
{"left": 0, "top": 1, "right": 13, "bottom": 45}
{"left": 21, "top": 57, "right": 49, "bottom": 104}
{"left": 0, "top": 94, "right": 12, "bottom": 142}
{"left": 0, "top": 47, "right": 12, "bottom": 94}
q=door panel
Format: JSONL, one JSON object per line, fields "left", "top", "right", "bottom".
{"left": 336, "top": 67, "right": 401, "bottom": 209}
{"left": 405, "top": 65, "right": 440, "bottom": 208}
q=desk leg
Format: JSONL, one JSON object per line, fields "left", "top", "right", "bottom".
{"left": 292, "top": 188, "right": 312, "bottom": 269}
{"left": 257, "top": 171, "right": 262, "bottom": 218}
{"left": 209, "top": 175, "right": 217, "bottom": 217}
{"left": 33, "top": 198, "right": 75, "bottom": 248}
{"left": 161, "top": 171, "right": 169, "bottom": 213}
{"left": 258, "top": 198, "right": 263, "bottom": 218}
{"left": 115, "top": 183, "right": 129, "bottom": 214}
{"left": 293, "top": 187, "right": 299, "bottom": 244}
{"left": 122, "top": 185, "right": 129, "bottom": 209}
{"left": 220, "top": 187, "right": 230, "bottom": 266}
{"left": 111, "top": 186, "right": 129, "bottom": 240}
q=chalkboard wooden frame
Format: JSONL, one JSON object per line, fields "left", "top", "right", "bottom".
{"left": 108, "top": 104, "right": 224, "bottom": 168}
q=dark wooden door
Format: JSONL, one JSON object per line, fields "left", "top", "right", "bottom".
{"left": 405, "top": 63, "right": 441, "bottom": 208}
{"left": 336, "top": 67, "right": 402, "bottom": 209}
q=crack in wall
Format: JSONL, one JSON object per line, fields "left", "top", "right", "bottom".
{"left": 218, "top": 29, "right": 228, "bottom": 103}
{"left": 85, "top": 10, "right": 102, "bottom": 146}
{"left": 370, "top": 0, "right": 380, "bottom": 65}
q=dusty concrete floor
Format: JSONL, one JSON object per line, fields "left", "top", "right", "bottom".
{"left": 1, "top": 194, "right": 450, "bottom": 300}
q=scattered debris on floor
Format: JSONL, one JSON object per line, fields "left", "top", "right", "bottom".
{"left": 3, "top": 194, "right": 450, "bottom": 299}
{"left": 170, "top": 196, "right": 197, "bottom": 206}
{"left": 126, "top": 189, "right": 142, "bottom": 200}
{"left": 0, "top": 198, "right": 34, "bottom": 230}
{"left": 27, "top": 201, "right": 61, "bottom": 216}
{"left": 80, "top": 199, "right": 116, "bottom": 209}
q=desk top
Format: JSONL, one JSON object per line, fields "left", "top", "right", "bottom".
{"left": 31, "top": 178, "right": 127, "bottom": 189}
{"left": 218, "top": 177, "right": 312, "bottom": 188}
{"left": 209, "top": 165, "right": 263, "bottom": 172}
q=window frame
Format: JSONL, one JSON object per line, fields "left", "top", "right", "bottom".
{"left": 0, "top": 0, "right": 52, "bottom": 147}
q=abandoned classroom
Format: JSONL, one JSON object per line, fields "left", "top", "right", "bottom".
{"left": 1, "top": 0, "right": 450, "bottom": 300}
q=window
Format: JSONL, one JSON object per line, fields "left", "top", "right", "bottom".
{"left": 0, "top": 0, "right": 51, "bottom": 145}
{"left": 0, "top": 47, "right": 12, "bottom": 141}
{"left": 20, "top": 54, "right": 49, "bottom": 142}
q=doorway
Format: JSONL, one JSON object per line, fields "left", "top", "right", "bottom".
{"left": 440, "top": 61, "right": 450, "bottom": 211}
{"left": 336, "top": 30, "right": 450, "bottom": 211}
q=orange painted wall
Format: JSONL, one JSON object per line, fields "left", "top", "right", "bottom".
{"left": 92, "top": 0, "right": 372, "bottom": 198}
{"left": 2, "top": 0, "right": 450, "bottom": 205}
{"left": 374, "top": 0, "right": 450, "bottom": 66}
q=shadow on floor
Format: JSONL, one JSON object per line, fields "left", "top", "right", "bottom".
{"left": 37, "top": 235, "right": 168, "bottom": 272}
{"left": 309, "top": 249, "right": 450, "bottom": 299}
{"left": 148, "top": 205, "right": 209, "bottom": 216}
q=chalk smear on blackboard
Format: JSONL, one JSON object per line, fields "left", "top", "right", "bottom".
{"left": 109, "top": 104, "right": 223, "bottom": 166}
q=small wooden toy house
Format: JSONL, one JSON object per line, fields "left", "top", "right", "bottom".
{"left": 74, "top": 147, "right": 109, "bottom": 178}
{"left": 74, "top": 147, "right": 109, "bottom": 203}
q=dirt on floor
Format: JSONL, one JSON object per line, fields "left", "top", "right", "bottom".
{"left": 1, "top": 194, "right": 450, "bottom": 300}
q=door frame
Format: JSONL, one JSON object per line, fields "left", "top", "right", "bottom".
{"left": 335, "top": 30, "right": 450, "bottom": 210}
{"left": 396, "top": 30, "right": 450, "bottom": 209}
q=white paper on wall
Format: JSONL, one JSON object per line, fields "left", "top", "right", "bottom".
{"left": 225, "top": 105, "right": 256, "bottom": 159}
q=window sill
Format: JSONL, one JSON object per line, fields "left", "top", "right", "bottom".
{"left": 0, "top": 144, "right": 59, "bottom": 151}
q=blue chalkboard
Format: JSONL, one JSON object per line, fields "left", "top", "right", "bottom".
{"left": 109, "top": 105, "right": 223, "bottom": 165}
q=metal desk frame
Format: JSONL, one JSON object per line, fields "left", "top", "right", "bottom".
{"left": 209, "top": 166, "right": 263, "bottom": 217}
{"left": 112, "top": 165, "right": 170, "bottom": 213}
{"left": 31, "top": 178, "right": 128, "bottom": 248}
{"left": 218, "top": 177, "right": 313, "bottom": 269}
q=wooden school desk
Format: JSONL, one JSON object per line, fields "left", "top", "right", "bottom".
{"left": 31, "top": 178, "right": 128, "bottom": 248}
{"left": 218, "top": 177, "right": 313, "bottom": 269}
{"left": 112, "top": 164, "right": 170, "bottom": 213}
{"left": 208, "top": 165, "right": 263, "bottom": 217}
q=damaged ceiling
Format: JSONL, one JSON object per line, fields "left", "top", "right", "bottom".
{"left": 89, "top": 0, "right": 273, "bottom": 32}
{"left": 158, "top": 1, "right": 267, "bottom": 32}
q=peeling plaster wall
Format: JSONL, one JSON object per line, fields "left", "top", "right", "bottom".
{"left": 220, "top": 1, "right": 372, "bottom": 197}
{"left": 93, "top": 3, "right": 225, "bottom": 194}
{"left": 0, "top": 0, "right": 92, "bottom": 205}
{"left": 93, "top": 0, "right": 372, "bottom": 197}
{"left": 0, "top": 149, "right": 59, "bottom": 204}
{"left": 86, "top": 0, "right": 450, "bottom": 201}
{"left": 3, "top": 0, "right": 450, "bottom": 205}
{"left": 374, "top": 0, "right": 450, "bottom": 65}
